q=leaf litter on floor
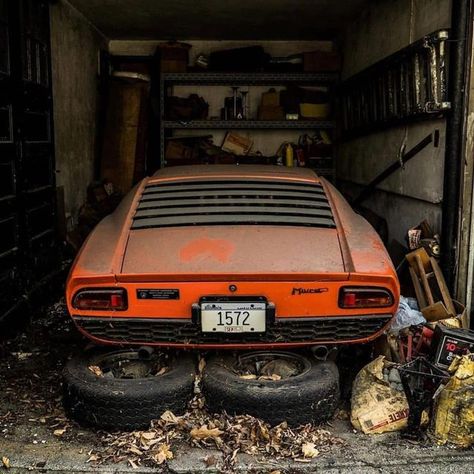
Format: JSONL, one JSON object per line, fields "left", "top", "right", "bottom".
{"left": 90, "top": 395, "right": 344, "bottom": 471}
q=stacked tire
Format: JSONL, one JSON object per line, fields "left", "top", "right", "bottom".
{"left": 63, "top": 349, "right": 340, "bottom": 429}
{"left": 62, "top": 349, "right": 195, "bottom": 430}
{"left": 202, "top": 352, "right": 340, "bottom": 426}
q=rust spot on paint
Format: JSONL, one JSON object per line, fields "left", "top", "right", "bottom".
{"left": 180, "top": 238, "right": 235, "bottom": 263}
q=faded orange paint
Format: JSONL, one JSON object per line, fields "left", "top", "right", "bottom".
{"left": 66, "top": 165, "right": 400, "bottom": 349}
{"left": 180, "top": 238, "right": 235, "bottom": 263}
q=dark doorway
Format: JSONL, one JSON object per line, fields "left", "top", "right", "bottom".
{"left": 0, "top": 0, "right": 58, "bottom": 325}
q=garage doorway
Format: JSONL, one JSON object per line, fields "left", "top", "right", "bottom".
{"left": 0, "top": 0, "right": 58, "bottom": 324}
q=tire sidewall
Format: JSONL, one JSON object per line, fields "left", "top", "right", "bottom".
{"left": 63, "top": 348, "right": 195, "bottom": 397}
{"left": 202, "top": 351, "right": 340, "bottom": 426}
{"left": 203, "top": 352, "right": 338, "bottom": 394}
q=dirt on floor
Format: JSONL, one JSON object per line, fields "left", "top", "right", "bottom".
{"left": 0, "top": 301, "right": 473, "bottom": 473}
{"left": 0, "top": 300, "right": 99, "bottom": 444}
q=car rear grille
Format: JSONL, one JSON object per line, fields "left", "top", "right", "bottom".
{"left": 132, "top": 180, "right": 336, "bottom": 229}
{"left": 74, "top": 315, "right": 392, "bottom": 345}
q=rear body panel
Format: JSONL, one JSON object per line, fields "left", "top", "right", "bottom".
{"left": 121, "top": 226, "right": 346, "bottom": 278}
{"left": 67, "top": 165, "right": 399, "bottom": 349}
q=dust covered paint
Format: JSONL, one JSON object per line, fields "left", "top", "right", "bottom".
{"left": 180, "top": 238, "right": 236, "bottom": 263}
{"left": 66, "top": 165, "right": 399, "bottom": 349}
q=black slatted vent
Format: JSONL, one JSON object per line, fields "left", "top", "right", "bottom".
{"left": 132, "top": 180, "right": 336, "bottom": 229}
{"left": 74, "top": 315, "right": 391, "bottom": 345}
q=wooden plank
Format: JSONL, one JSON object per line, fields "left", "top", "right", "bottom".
{"left": 406, "top": 247, "right": 431, "bottom": 273}
{"left": 416, "top": 254, "right": 434, "bottom": 305}
{"left": 409, "top": 266, "right": 427, "bottom": 309}
{"left": 460, "top": 305, "right": 470, "bottom": 329}
{"left": 421, "top": 301, "right": 451, "bottom": 322}
{"left": 430, "top": 257, "right": 456, "bottom": 316}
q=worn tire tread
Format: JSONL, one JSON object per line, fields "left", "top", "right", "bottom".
{"left": 62, "top": 349, "right": 195, "bottom": 430}
{"left": 203, "top": 353, "right": 339, "bottom": 426}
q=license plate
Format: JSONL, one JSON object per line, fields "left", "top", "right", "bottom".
{"left": 201, "top": 301, "right": 266, "bottom": 333}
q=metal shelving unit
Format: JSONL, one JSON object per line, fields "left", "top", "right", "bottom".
{"left": 159, "top": 71, "right": 339, "bottom": 170}
{"left": 163, "top": 119, "right": 335, "bottom": 130}
{"left": 161, "top": 72, "right": 339, "bottom": 85}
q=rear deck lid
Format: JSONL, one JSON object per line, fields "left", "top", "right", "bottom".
{"left": 120, "top": 177, "right": 347, "bottom": 280}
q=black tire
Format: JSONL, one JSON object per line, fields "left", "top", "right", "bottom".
{"left": 63, "top": 348, "right": 196, "bottom": 430}
{"left": 202, "top": 351, "right": 339, "bottom": 426}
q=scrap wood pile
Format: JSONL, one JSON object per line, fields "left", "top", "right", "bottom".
{"left": 351, "top": 221, "right": 474, "bottom": 446}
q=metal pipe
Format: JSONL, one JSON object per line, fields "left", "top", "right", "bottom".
{"left": 464, "top": 187, "right": 474, "bottom": 320}
{"left": 441, "top": 0, "right": 470, "bottom": 292}
{"left": 311, "top": 345, "right": 329, "bottom": 361}
{"left": 353, "top": 131, "right": 438, "bottom": 206}
{"left": 137, "top": 346, "right": 154, "bottom": 360}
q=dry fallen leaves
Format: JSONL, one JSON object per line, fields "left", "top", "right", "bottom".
{"left": 1, "top": 457, "right": 10, "bottom": 469}
{"left": 152, "top": 444, "right": 173, "bottom": 464}
{"left": 86, "top": 454, "right": 99, "bottom": 463}
{"left": 87, "top": 394, "right": 343, "bottom": 471}
{"left": 128, "top": 446, "right": 142, "bottom": 456}
{"left": 259, "top": 374, "right": 282, "bottom": 381}
{"left": 156, "top": 366, "right": 168, "bottom": 376}
{"left": 160, "top": 410, "right": 179, "bottom": 424}
{"left": 239, "top": 373, "right": 282, "bottom": 381}
{"left": 11, "top": 352, "right": 33, "bottom": 361}
{"left": 190, "top": 425, "right": 224, "bottom": 441}
{"left": 301, "top": 442, "right": 319, "bottom": 458}
{"left": 88, "top": 365, "right": 103, "bottom": 377}
{"left": 203, "top": 454, "right": 217, "bottom": 467}
{"left": 140, "top": 431, "right": 156, "bottom": 441}
{"left": 53, "top": 428, "right": 67, "bottom": 437}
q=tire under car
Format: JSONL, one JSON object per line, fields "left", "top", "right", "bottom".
{"left": 202, "top": 351, "right": 340, "bottom": 426}
{"left": 62, "top": 348, "right": 196, "bottom": 430}
{"left": 62, "top": 348, "right": 340, "bottom": 430}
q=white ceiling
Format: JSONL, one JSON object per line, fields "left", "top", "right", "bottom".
{"left": 67, "top": 0, "right": 369, "bottom": 40}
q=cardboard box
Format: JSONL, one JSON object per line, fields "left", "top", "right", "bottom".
{"left": 261, "top": 89, "right": 280, "bottom": 107}
{"left": 221, "top": 132, "right": 253, "bottom": 155}
{"left": 299, "top": 102, "right": 330, "bottom": 118}
{"left": 156, "top": 42, "right": 190, "bottom": 73}
{"left": 165, "top": 140, "right": 196, "bottom": 161}
{"left": 258, "top": 105, "right": 285, "bottom": 120}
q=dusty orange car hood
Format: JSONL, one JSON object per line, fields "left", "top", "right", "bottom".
{"left": 119, "top": 225, "right": 347, "bottom": 281}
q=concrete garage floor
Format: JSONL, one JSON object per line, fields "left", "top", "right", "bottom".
{"left": 0, "top": 303, "right": 473, "bottom": 473}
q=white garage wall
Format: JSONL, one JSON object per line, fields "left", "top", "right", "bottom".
{"left": 50, "top": 0, "right": 107, "bottom": 224}
{"left": 338, "top": 0, "right": 451, "bottom": 245}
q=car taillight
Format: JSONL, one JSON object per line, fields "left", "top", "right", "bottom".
{"left": 73, "top": 288, "right": 128, "bottom": 311}
{"left": 339, "top": 287, "right": 393, "bottom": 308}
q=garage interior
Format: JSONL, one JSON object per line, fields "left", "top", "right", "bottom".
{"left": 1, "top": 0, "right": 469, "bottom": 321}
{"left": 1, "top": 0, "right": 474, "bottom": 470}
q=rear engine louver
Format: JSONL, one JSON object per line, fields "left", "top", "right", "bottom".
{"left": 132, "top": 180, "right": 336, "bottom": 229}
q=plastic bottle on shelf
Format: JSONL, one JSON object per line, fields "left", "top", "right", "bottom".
{"left": 285, "top": 143, "right": 294, "bottom": 168}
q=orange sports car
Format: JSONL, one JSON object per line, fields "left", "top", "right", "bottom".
{"left": 66, "top": 165, "right": 399, "bottom": 349}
